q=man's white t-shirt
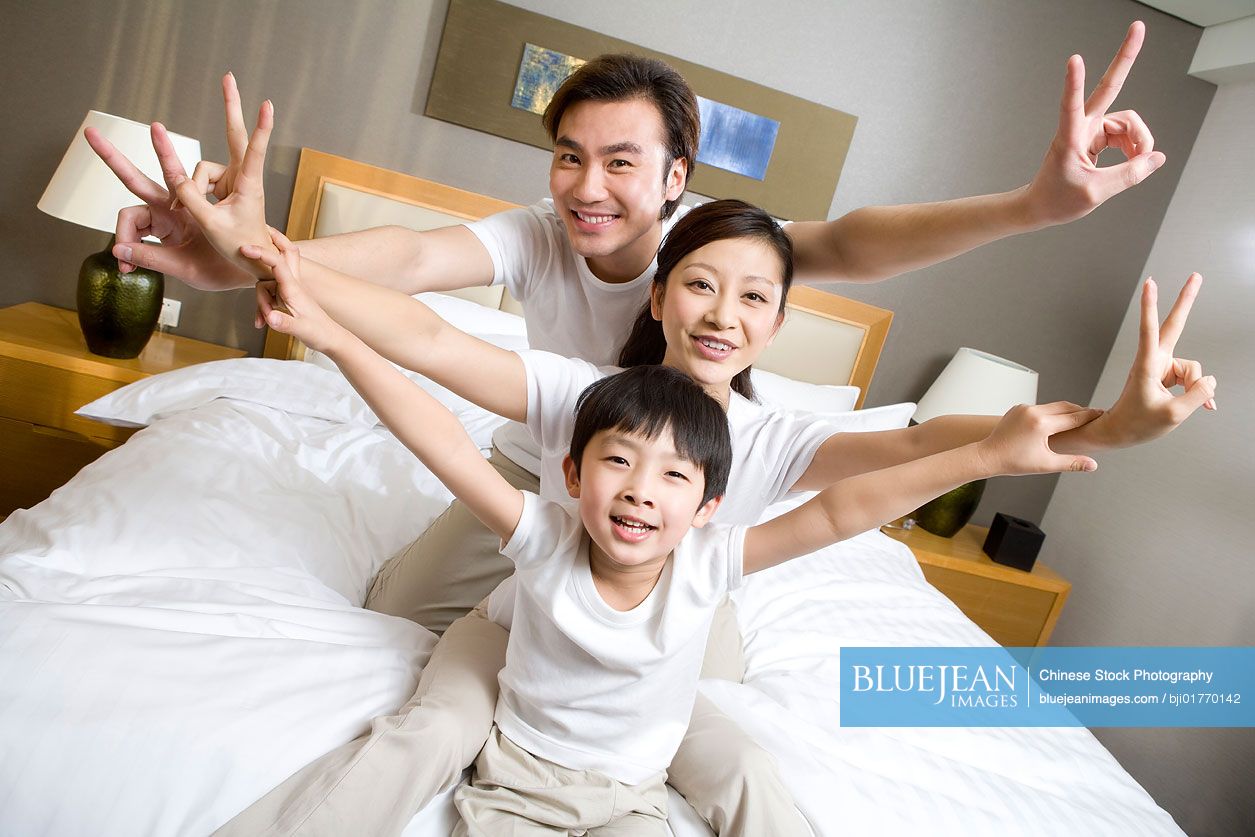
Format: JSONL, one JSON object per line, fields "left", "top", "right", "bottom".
{"left": 519, "top": 349, "right": 834, "bottom": 525}
{"left": 465, "top": 199, "right": 689, "bottom": 475}
{"left": 489, "top": 491, "right": 744, "bottom": 784}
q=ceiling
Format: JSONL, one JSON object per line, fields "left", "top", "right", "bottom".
{"left": 1136, "top": 0, "right": 1255, "bottom": 26}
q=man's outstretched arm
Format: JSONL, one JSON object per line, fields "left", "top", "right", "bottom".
{"left": 788, "top": 21, "right": 1164, "bottom": 283}
{"left": 88, "top": 72, "right": 494, "bottom": 295}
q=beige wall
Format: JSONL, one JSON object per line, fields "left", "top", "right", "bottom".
{"left": 1040, "top": 78, "right": 1255, "bottom": 836}
{"left": 0, "top": 0, "right": 1212, "bottom": 524}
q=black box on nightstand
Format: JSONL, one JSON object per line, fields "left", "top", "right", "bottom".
{"left": 981, "top": 513, "right": 1045, "bottom": 572}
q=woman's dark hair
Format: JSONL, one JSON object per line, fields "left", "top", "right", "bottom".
{"left": 569, "top": 365, "right": 732, "bottom": 506}
{"left": 616, "top": 199, "right": 793, "bottom": 401}
{"left": 543, "top": 53, "right": 700, "bottom": 220}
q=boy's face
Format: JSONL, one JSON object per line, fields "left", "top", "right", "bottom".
{"left": 563, "top": 426, "right": 720, "bottom": 571}
{"left": 549, "top": 98, "right": 687, "bottom": 281}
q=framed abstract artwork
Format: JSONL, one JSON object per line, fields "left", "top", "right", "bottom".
{"left": 425, "top": 0, "right": 857, "bottom": 220}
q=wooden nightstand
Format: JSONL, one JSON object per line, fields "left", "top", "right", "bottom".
{"left": 882, "top": 522, "right": 1070, "bottom": 646}
{"left": 0, "top": 303, "right": 245, "bottom": 516}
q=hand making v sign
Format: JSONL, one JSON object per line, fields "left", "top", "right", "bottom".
{"left": 1024, "top": 21, "right": 1167, "bottom": 227}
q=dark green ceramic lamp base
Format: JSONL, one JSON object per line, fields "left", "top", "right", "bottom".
{"left": 76, "top": 238, "right": 163, "bottom": 359}
{"left": 911, "top": 479, "right": 986, "bottom": 538}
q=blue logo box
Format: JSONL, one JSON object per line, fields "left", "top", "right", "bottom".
{"left": 839, "top": 647, "right": 1253, "bottom": 727}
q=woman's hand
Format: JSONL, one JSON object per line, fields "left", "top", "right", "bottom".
{"left": 978, "top": 402, "right": 1103, "bottom": 476}
{"left": 247, "top": 228, "right": 345, "bottom": 355}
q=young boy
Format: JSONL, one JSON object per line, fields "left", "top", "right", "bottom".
{"left": 254, "top": 228, "right": 1106, "bottom": 835}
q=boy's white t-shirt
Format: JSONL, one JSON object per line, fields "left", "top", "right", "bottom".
{"left": 466, "top": 200, "right": 689, "bottom": 475}
{"left": 489, "top": 490, "right": 745, "bottom": 784}
{"left": 519, "top": 349, "right": 834, "bottom": 525}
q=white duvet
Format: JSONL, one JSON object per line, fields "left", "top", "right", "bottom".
{"left": 0, "top": 330, "right": 1183, "bottom": 837}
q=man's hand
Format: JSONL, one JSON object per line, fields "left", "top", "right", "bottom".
{"left": 248, "top": 228, "right": 344, "bottom": 354}
{"left": 171, "top": 96, "right": 277, "bottom": 279}
{"left": 1023, "top": 21, "right": 1166, "bottom": 228}
{"left": 186, "top": 71, "right": 251, "bottom": 203}
{"left": 85, "top": 73, "right": 257, "bottom": 290}
{"left": 978, "top": 402, "right": 1103, "bottom": 477}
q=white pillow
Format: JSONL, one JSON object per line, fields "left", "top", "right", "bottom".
{"left": 750, "top": 367, "right": 859, "bottom": 414}
{"left": 81, "top": 293, "right": 531, "bottom": 448}
{"left": 76, "top": 358, "right": 380, "bottom": 428}
{"left": 417, "top": 291, "right": 529, "bottom": 339}
{"left": 818, "top": 400, "right": 917, "bottom": 433}
{"left": 76, "top": 357, "right": 510, "bottom": 451}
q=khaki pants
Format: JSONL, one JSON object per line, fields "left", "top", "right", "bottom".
{"left": 454, "top": 727, "right": 668, "bottom": 836}
{"left": 216, "top": 449, "right": 809, "bottom": 837}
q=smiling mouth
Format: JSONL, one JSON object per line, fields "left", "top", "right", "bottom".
{"left": 572, "top": 209, "right": 619, "bottom": 227}
{"left": 610, "top": 515, "right": 656, "bottom": 541}
{"left": 693, "top": 335, "right": 736, "bottom": 358}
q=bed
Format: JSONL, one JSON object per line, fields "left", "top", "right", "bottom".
{"left": 0, "top": 149, "right": 1183, "bottom": 837}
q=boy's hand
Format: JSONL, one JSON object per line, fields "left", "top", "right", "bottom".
{"left": 246, "top": 228, "right": 344, "bottom": 354}
{"left": 1022, "top": 21, "right": 1165, "bottom": 228}
{"left": 1098, "top": 274, "right": 1215, "bottom": 447}
{"left": 979, "top": 402, "right": 1103, "bottom": 476}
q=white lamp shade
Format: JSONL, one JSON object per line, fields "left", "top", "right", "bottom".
{"left": 913, "top": 347, "right": 1039, "bottom": 423}
{"left": 37, "top": 110, "right": 200, "bottom": 234}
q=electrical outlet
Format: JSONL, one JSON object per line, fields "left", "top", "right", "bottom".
{"left": 158, "top": 298, "right": 181, "bottom": 329}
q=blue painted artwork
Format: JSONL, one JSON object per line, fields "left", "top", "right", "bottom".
{"left": 511, "top": 43, "right": 585, "bottom": 115}
{"left": 696, "top": 97, "right": 779, "bottom": 181}
{"left": 511, "top": 43, "right": 780, "bottom": 181}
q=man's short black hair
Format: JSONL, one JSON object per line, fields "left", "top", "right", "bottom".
{"left": 569, "top": 366, "right": 731, "bottom": 506}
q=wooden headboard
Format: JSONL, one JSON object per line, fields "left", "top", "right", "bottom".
{"left": 267, "top": 148, "right": 892, "bottom": 408}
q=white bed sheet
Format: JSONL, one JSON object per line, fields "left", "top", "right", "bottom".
{"left": 0, "top": 357, "right": 1182, "bottom": 836}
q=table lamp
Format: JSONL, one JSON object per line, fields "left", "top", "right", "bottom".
{"left": 908, "top": 347, "right": 1039, "bottom": 537}
{"left": 38, "top": 111, "right": 200, "bottom": 358}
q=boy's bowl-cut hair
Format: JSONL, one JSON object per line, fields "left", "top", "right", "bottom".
{"left": 569, "top": 365, "right": 732, "bottom": 507}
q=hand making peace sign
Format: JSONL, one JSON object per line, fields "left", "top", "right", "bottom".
{"left": 84, "top": 72, "right": 270, "bottom": 289}
{"left": 1106, "top": 274, "right": 1216, "bottom": 443}
{"left": 1024, "top": 21, "right": 1167, "bottom": 227}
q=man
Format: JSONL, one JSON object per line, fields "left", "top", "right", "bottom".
{"left": 90, "top": 22, "right": 1164, "bottom": 837}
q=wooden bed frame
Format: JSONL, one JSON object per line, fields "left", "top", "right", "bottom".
{"left": 266, "top": 148, "right": 892, "bottom": 408}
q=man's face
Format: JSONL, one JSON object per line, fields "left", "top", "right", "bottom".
{"left": 549, "top": 98, "right": 687, "bottom": 282}
{"left": 563, "top": 426, "right": 719, "bottom": 571}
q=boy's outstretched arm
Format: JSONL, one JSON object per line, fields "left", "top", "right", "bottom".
{"left": 788, "top": 22, "right": 1161, "bottom": 284}
{"left": 254, "top": 231, "right": 524, "bottom": 543}
{"left": 744, "top": 402, "right": 1102, "bottom": 575}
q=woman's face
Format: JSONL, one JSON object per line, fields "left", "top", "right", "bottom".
{"left": 654, "top": 237, "right": 786, "bottom": 404}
